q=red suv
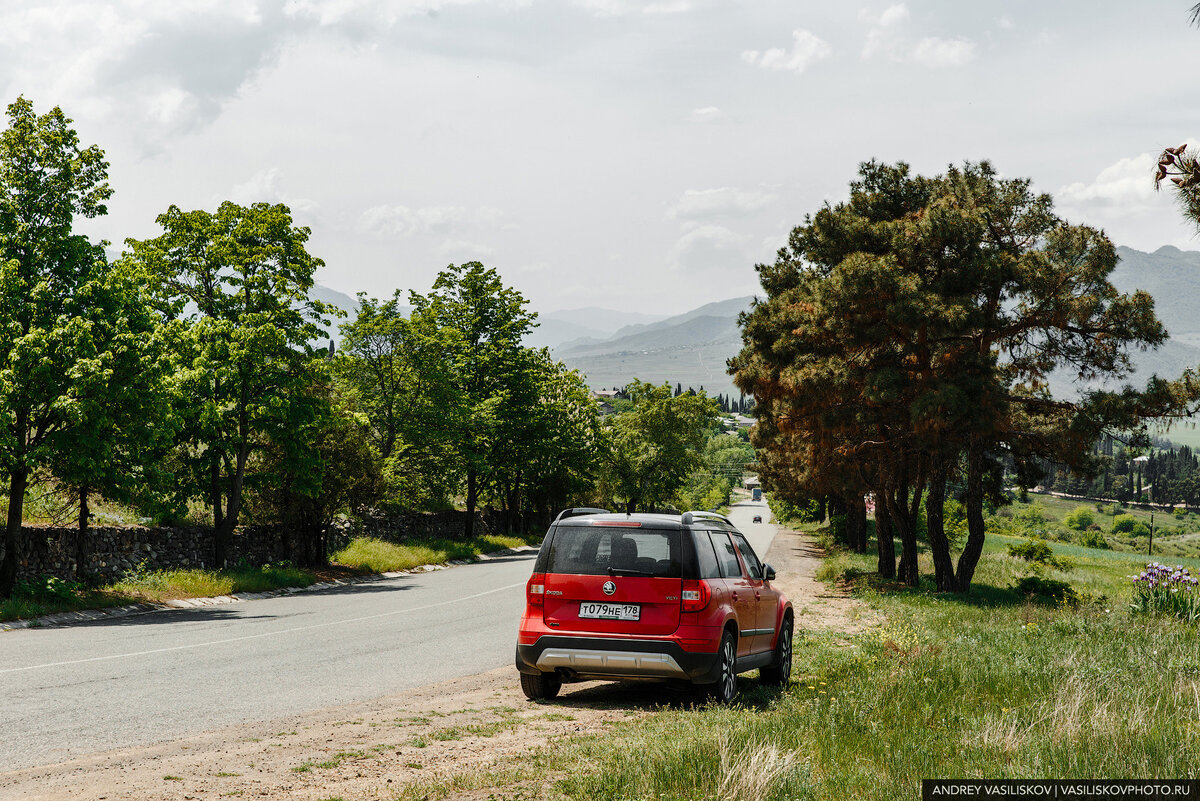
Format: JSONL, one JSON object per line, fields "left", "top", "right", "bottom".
{"left": 515, "top": 509, "right": 793, "bottom": 702}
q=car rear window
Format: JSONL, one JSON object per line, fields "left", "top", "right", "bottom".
{"left": 709, "top": 530, "right": 743, "bottom": 578}
{"left": 692, "top": 530, "right": 722, "bottom": 579}
{"left": 544, "top": 525, "right": 681, "bottom": 577}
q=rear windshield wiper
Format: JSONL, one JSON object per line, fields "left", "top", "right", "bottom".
{"left": 606, "top": 566, "right": 655, "bottom": 577}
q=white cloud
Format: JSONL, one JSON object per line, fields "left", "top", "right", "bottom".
{"left": 0, "top": 0, "right": 535, "bottom": 154}
{"left": 357, "top": 204, "right": 505, "bottom": 238}
{"left": 998, "top": 15, "right": 1014, "bottom": 31}
{"left": 669, "top": 187, "right": 777, "bottom": 221}
{"left": 228, "top": 168, "right": 321, "bottom": 215}
{"left": 856, "top": 3, "right": 909, "bottom": 27}
{"left": 438, "top": 239, "right": 495, "bottom": 259}
{"left": 669, "top": 224, "right": 749, "bottom": 274}
{"left": 1057, "top": 153, "right": 1161, "bottom": 212}
{"left": 573, "top": 0, "right": 689, "bottom": 16}
{"left": 742, "top": 29, "right": 832, "bottom": 74}
{"left": 686, "top": 106, "right": 726, "bottom": 123}
{"left": 911, "top": 37, "right": 975, "bottom": 67}
{"left": 859, "top": 3, "right": 975, "bottom": 67}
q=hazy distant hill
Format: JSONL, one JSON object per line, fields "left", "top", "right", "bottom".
{"left": 555, "top": 298, "right": 755, "bottom": 398}
{"left": 1044, "top": 245, "right": 1200, "bottom": 398}
{"left": 311, "top": 284, "right": 360, "bottom": 315}
{"left": 1111, "top": 246, "right": 1200, "bottom": 346}
{"left": 541, "top": 306, "right": 665, "bottom": 335}
{"left": 604, "top": 296, "right": 754, "bottom": 341}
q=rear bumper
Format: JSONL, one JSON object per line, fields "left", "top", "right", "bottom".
{"left": 516, "top": 636, "right": 722, "bottom": 684}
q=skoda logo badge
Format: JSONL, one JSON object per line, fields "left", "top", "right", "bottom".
{"left": 602, "top": 580, "right": 616, "bottom": 596}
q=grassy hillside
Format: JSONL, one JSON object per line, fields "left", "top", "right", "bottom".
{"left": 1007, "top": 492, "right": 1200, "bottom": 559}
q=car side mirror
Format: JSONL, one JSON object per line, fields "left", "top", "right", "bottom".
{"left": 763, "top": 564, "right": 776, "bottom": 581}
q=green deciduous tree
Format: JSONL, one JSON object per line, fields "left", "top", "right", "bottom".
{"left": 479, "top": 349, "right": 604, "bottom": 531}
{"left": 408, "top": 262, "right": 536, "bottom": 537}
{"left": 335, "top": 291, "right": 462, "bottom": 510}
{"left": 125, "top": 201, "right": 332, "bottom": 566}
{"left": 601, "top": 380, "right": 719, "bottom": 513}
{"left": 0, "top": 97, "right": 121, "bottom": 596}
{"left": 46, "top": 260, "right": 175, "bottom": 576}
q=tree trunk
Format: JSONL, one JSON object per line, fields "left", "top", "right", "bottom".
{"left": 75, "top": 486, "right": 90, "bottom": 581}
{"left": 465, "top": 467, "right": 477, "bottom": 539}
{"left": 0, "top": 467, "right": 29, "bottom": 597}
{"left": 954, "top": 444, "right": 987, "bottom": 592}
{"left": 875, "top": 492, "right": 896, "bottom": 578}
{"left": 852, "top": 493, "right": 868, "bottom": 553}
{"left": 925, "top": 461, "right": 956, "bottom": 592}
{"left": 891, "top": 483, "right": 921, "bottom": 588}
{"left": 816, "top": 494, "right": 827, "bottom": 524}
{"left": 210, "top": 455, "right": 224, "bottom": 532}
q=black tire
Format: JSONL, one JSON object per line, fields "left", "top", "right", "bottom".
{"left": 760, "top": 615, "right": 793, "bottom": 686}
{"left": 706, "top": 630, "right": 738, "bottom": 703}
{"left": 520, "top": 671, "right": 562, "bottom": 701}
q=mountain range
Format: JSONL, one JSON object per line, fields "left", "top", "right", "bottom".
{"left": 313, "top": 245, "right": 1200, "bottom": 402}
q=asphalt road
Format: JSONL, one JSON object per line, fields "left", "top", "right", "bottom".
{"left": 1, "top": 500, "right": 777, "bottom": 772}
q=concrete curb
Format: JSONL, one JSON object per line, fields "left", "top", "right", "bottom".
{"left": 0, "top": 544, "right": 539, "bottom": 632}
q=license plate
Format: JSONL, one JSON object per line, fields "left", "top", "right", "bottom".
{"left": 579, "top": 602, "right": 640, "bottom": 621}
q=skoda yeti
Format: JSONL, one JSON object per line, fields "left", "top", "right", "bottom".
{"left": 515, "top": 509, "right": 793, "bottom": 702}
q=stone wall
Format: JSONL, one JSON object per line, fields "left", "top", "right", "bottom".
{"left": 3, "top": 509, "right": 508, "bottom": 585}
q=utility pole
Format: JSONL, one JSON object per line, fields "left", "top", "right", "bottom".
{"left": 1149, "top": 512, "right": 1155, "bottom": 557}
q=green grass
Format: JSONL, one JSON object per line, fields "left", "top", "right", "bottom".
{"left": 0, "top": 564, "right": 319, "bottom": 622}
{"left": 2, "top": 531, "right": 543, "bottom": 623}
{"left": 486, "top": 529, "right": 1200, "bottom": 801}
{"left": 328, "top": 533, "right": 536, "bottom": 573}
{"left": 108, "top": 564, "right": 317, "bottom": 600}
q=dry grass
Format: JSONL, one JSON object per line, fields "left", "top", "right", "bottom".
{"left": 717, "top": 733, "right": 804, "bottom": 801}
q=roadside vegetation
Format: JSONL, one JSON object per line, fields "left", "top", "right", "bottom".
{"left": 0, "top": 532, "right": 542, "bottom": 623}
{"left": 425, "top": 522, "right": 1199, "bottom": 801}
{"left": 329, "top": 533, "right": 536, "bottom": 574}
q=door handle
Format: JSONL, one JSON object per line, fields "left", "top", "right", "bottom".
{"left": 731, "top": 591, "right": 739, "bottom": 601}
{"left": 755, "top": 591, "right": 761, "bottom": 600}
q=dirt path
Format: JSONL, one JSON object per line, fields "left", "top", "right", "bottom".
{"left": 0, "top": 525, "right": 870, "bottom": 801}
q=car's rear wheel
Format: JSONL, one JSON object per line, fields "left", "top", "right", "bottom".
{"left": 520, "top": 671, "right": 562, "bottom": 701}
{"left": 706, "top": 630, "right": 738, "bottom": 703}
{"left": 760, "top": 614, "right": 793, "bottom": 686}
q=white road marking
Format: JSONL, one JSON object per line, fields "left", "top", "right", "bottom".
{"left": 1, "top": 581, "right": 527, "bottom": 675}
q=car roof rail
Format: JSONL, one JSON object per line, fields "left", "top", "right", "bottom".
{"left": 682, "top": 510, "right": 732, "bottom": 526}
{"left": 554, "top": 507, "right": 611, "bottom": 522}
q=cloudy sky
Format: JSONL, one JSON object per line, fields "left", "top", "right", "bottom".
{"left": 3, "top": 0, "right": 1198, "bottom": 315}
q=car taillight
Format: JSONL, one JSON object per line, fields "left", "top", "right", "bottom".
{"left": 681, "top": 579, "right": 710, "bottom": 612}
{"left": 527, "top": 573, "right": 546, "bottom": 606}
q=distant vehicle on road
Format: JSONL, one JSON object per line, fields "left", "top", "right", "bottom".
{"left": 752, "top": 515, "right": 762, "bottom": 524}
{"left": 752, "top": 488, "right": 762, "bottom": 501}
{"left": 516, "top": 508, "right": 793, "bottom": 703}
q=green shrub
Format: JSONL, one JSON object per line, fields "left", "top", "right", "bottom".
{"left": 943, "top": 498, "right": 968, "bottom": 548}
{"left": 1016, "top": 503, "right": 1047, "bottom": 524}
{"left": 1008, "top": 539, "right": 1056, "bottom": 563}
{"left": 14, "top": 575, "right": 82, "bottom": 602}
{"left": 1063, "top": 506, "right": 1095, "bottom": 530}
{"left": 1015, "top": 575, "right": 1078, "bottom": 605}
{"left": 1112, "top": 514, "right": 1140, "bottom": 534}
{"left": 1075, "top": 528, "right": 1111, "bottom": 549}
{"left": 1174, "top": 507, "right": 1187, "bottom": 520}
{"left": 1006, "top": 538, "right": 1072, "bottom": 570}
